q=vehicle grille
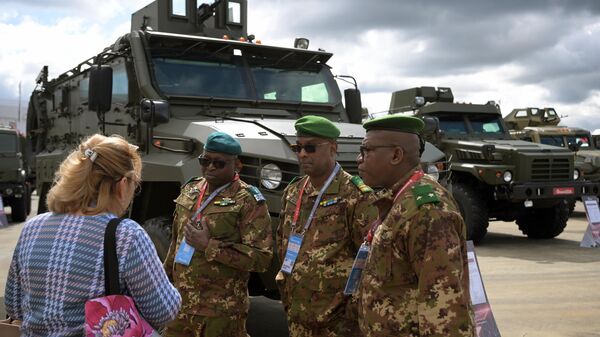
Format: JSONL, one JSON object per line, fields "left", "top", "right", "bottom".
{"left": 531, "top": 158, "right": 571, "bottom": 181}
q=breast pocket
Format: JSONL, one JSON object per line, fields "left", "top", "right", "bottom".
{"left": 312, "top": 201, "right": 348, "bottom": 247}
{"left": 202, "top": 206, "right": 241, "bottom": 241}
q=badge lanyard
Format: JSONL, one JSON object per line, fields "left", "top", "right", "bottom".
{"left": 174, "top": 174, "right": 238, "bottom": 266}
{"left": 344, "top": 170, "right": 424, "bottom": 295}
{"left": 280, "top": 162, "right": 341, "bottom": 274}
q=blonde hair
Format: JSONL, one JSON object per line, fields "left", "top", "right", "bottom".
{"left": 47, "top": 134, "right": 142, "bottom": 215}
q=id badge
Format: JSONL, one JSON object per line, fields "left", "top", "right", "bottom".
{"left": 281, "top": 234, "right": 303, "bottom": 274}
{"left": 174, "top": 239, "right": 195, "bottom": 266}
{"left": 343, "top": 243, "right": 370, "bottom": 295}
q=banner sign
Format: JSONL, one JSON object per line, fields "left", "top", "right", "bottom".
{"left": 467, "top": 241, "right": 501, "bottom": 337}
{"left": 580, "top": 196, "right": 600, "bottom": 248}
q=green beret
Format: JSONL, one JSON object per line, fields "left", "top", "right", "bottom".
{"left": 363, "top": 114, "right": 424, "bottom": 134}
{"left": 295, "top": 115, "right": 340, "bottom": 139}
{"left": 204, "top": 132, "right": 242, "bottom": 155}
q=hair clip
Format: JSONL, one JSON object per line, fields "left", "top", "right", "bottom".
{"left": 84, "top": 148, "right": 98, "bottom": 162}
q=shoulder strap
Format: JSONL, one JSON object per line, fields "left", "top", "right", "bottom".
{"left": 104, "top": 217, "right": 123, "bottom": 296}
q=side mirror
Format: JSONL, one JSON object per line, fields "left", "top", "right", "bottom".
{"left": 141, "top": 99, "right": 170, "bottom": 124}
{"left": 422, "top": 116, "right": 439, "bottom": 136}
{"left": 89, "top": 65, "right": 113, "bottom": 112}
{"left": 344, "top": 88, "right": 363, "bottom": 124}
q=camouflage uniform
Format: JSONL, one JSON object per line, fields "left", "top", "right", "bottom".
{"left": 276, "top": 169, "right": 378, "bottom": 337}
{"left": 164, "top": 177, "right": 273, "bottom": 337}
{"left": 358, "top": 166, "right": 475, "bottom": 337}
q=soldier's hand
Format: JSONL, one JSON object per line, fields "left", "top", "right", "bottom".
{"left": 184, "top": 221, "right": 210, "bottom": 251}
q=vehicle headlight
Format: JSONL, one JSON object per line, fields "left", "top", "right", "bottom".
{"left": 503, "top": 170, "right": 512, "bottom": 183}
{"left": 573, "top": 168, "right": 580, "bottom": 180}
{"left": 425, "top": 163, "right": 440, "bottom": 181}
{"left": 260, "top": 163, "right": 282, "bottom": 190}
{"left": 20, "top": 169, "right": 26, "bottom": 178}
{"left": 5, "top": 188, "right": 13, "bottom": 196}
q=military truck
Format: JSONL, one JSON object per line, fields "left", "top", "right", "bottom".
{"left": 0, "top": 126, "right": 33, "bottom": 222}
{"left": 27, "top": 0, "right": 446, "bottom": 296}
{"left": 389, "top": 86, "right": 600, "bottom": 243}
{"left": 505, "top": 107, "right": 600, "bottom": 185}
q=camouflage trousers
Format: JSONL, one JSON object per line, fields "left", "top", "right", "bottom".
{"left": 288, "top": 316, "right": 362, "bottom": 337}
{"left": 164, "top": 312, "right": 249, "bottom": 337}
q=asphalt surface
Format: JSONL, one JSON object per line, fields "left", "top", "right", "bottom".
{"left": 2, "top": 196, "right": 600, "bottom": 337}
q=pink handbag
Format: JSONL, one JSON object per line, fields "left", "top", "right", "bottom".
{"left": 84, "top": 218, "right": 157, "bottom": 337}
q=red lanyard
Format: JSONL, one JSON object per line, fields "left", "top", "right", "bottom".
{"left": 365, "top": 170, "right": 425, "bottom": 244}
{"left": 291, "top": 178, "right": 310, "bottom": 230}
{"left": 192, "top": 173, "right": 239, "bottom": 222}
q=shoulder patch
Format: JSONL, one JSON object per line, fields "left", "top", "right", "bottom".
{"left": 247, "top": 185, "right": 266, "bottom": 204}
{"left": 351, "top": 175, "right": 373, "bottom": 193}
{"left": 412, "top": 183, "right": 440, "bottom": 207}
{"left": 182, "top": 176, "right": 202, "bottom": 188}
{"left": 289, "top": 176, "right": 303, "bottom": 185}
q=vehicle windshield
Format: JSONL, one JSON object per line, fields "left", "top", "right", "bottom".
{"left": 0, "top": 133, "right": 17, "bottom": 153}
{"left": 540, "top": 136, "right": 565, "bottom": 147}
{"left": 540, "top": 134, "right": 592, "bottom": 149}
{"left": 568, "top": 135, "right": 591, "bottom": 148}
{"left": 437, "top": 114, "right": 505, "bottom": 135}
{"left": 149, "top": 42, "right": 340, "bottom": 105}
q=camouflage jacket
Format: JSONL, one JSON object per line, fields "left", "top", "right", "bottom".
{"left": 358, "top": 167, "right": 475, "bottom": 337}
{"left": 164, "top": 177, "right": 273, "bottom": 317}
{"left": 276, "top": 168, "right": 378, "bottom": 326}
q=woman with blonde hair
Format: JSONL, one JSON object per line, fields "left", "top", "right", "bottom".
{"left": 5, "top": 134, "right": 181, "bottom": 337}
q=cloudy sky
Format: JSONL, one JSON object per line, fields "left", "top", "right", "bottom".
{"left": 1, "top": 0, "right": 600, "bottom": 130}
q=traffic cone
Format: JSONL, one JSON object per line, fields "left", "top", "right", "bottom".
{"left": 0, "top": 196, "right": 8, "bottom": 226}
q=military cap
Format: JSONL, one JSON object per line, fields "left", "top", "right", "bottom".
{"left": 204, "top": 132, "right": 242, "bottom": 155}
{"left": 362, "top": 114, "right": 424, "bottom": 134}
{"left": 295, "top": 115, "right": 340, "bottom": 139}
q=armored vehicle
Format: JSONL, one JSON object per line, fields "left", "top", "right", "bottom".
{"left": 0, "top": 126, "right": 33, "bottom": 222}
{"left": 390, "top": 86, "right": 599, "bottom": 243}
{"left": 27, "top": 0, "right": 445, "bottom": 296}
{"left": 505, "top": 107, "right": 600, "bottom": 184}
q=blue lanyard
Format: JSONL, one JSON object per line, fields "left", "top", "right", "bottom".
{"left": 296, "top": 162, "right": 341, "bottom": 235}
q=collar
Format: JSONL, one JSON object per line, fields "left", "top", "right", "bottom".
{"left": 306, "top": 168, "right": 343, "bottom": 197}
{"left": 374, "top": 165, "right": 421, "bottom": 205}
{"left": 199, "top": 177, "right": 241, "bottom": 198}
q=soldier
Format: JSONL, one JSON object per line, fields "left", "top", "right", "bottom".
{"left": 164, "top": 131, "right": 273, "bottom": 337}
{"left": 355, "top": 114, "right": 475, "bottom": 337}
{"left": 276, "top": 115, "right": 378, "bottom": 337}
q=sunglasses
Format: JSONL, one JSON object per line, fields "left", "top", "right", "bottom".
{"left": 290, "top": 142, "right": 330, "bottom": 153}
{"left": 359, "top": 145, "right": 399, "bottom": 157}
{"left": 198, "top": 156, "right": 232, "bottom": 169}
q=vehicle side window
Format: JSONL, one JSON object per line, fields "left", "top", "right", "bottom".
{"left": 79, "top": 77, "right": 89, "bottom": 104}
{"left": 515, "top": 110, "right": 528, "bottom": 118}
{"left": 112, "top": 63, "right": 128, "bottom": 104}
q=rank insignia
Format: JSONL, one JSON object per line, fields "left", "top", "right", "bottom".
{"left": 215, "top": 197, "right": 236, "bottom": 206}
{"left": 351, "top": 176, "right": 373, "bottom": 193}
{"left": 319, "top": 197, "right": 340, "bottom": 207}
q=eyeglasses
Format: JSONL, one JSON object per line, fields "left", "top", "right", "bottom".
{"left": 290, "top": 142, "right": 330, "bottom": 153}
{"left": 359, "top": 145, "right": 399, "bottom": 157}
{"left": 198, "top": 156, "right": 232, "bottom": 169}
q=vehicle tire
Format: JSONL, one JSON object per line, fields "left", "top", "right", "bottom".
{"left": 143, "top": 216, "right": 172, "bottom": 261}
{"left": 37, "top": 182, "right": 51, "bottom": 214}
{"left": 516, "top": 200, "right": 569, "bottom": 239}
{"left": 11, "top": 196, "right": 27, "bottom": 222}
{"left": 452, "top": 183, "right": 489, "bottom": 244}
{"left": 566, "top": 199, "right": 576, "bottom": 216}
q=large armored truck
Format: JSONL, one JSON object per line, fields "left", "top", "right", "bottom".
{"left": 389, "top": 86, "right": 599, "bottom": 243}
{"left": 0, "top": 126, "right": 33, "bottom": 222}
{"left": 505, "top": 107, "right": 600, "bottom": 184}
{"left": 27, "top": 0, "right": 445, "bottom": 296}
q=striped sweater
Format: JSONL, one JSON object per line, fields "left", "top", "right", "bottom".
{"left": 4, "top": 212, "right": 181, "bottom": 337}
